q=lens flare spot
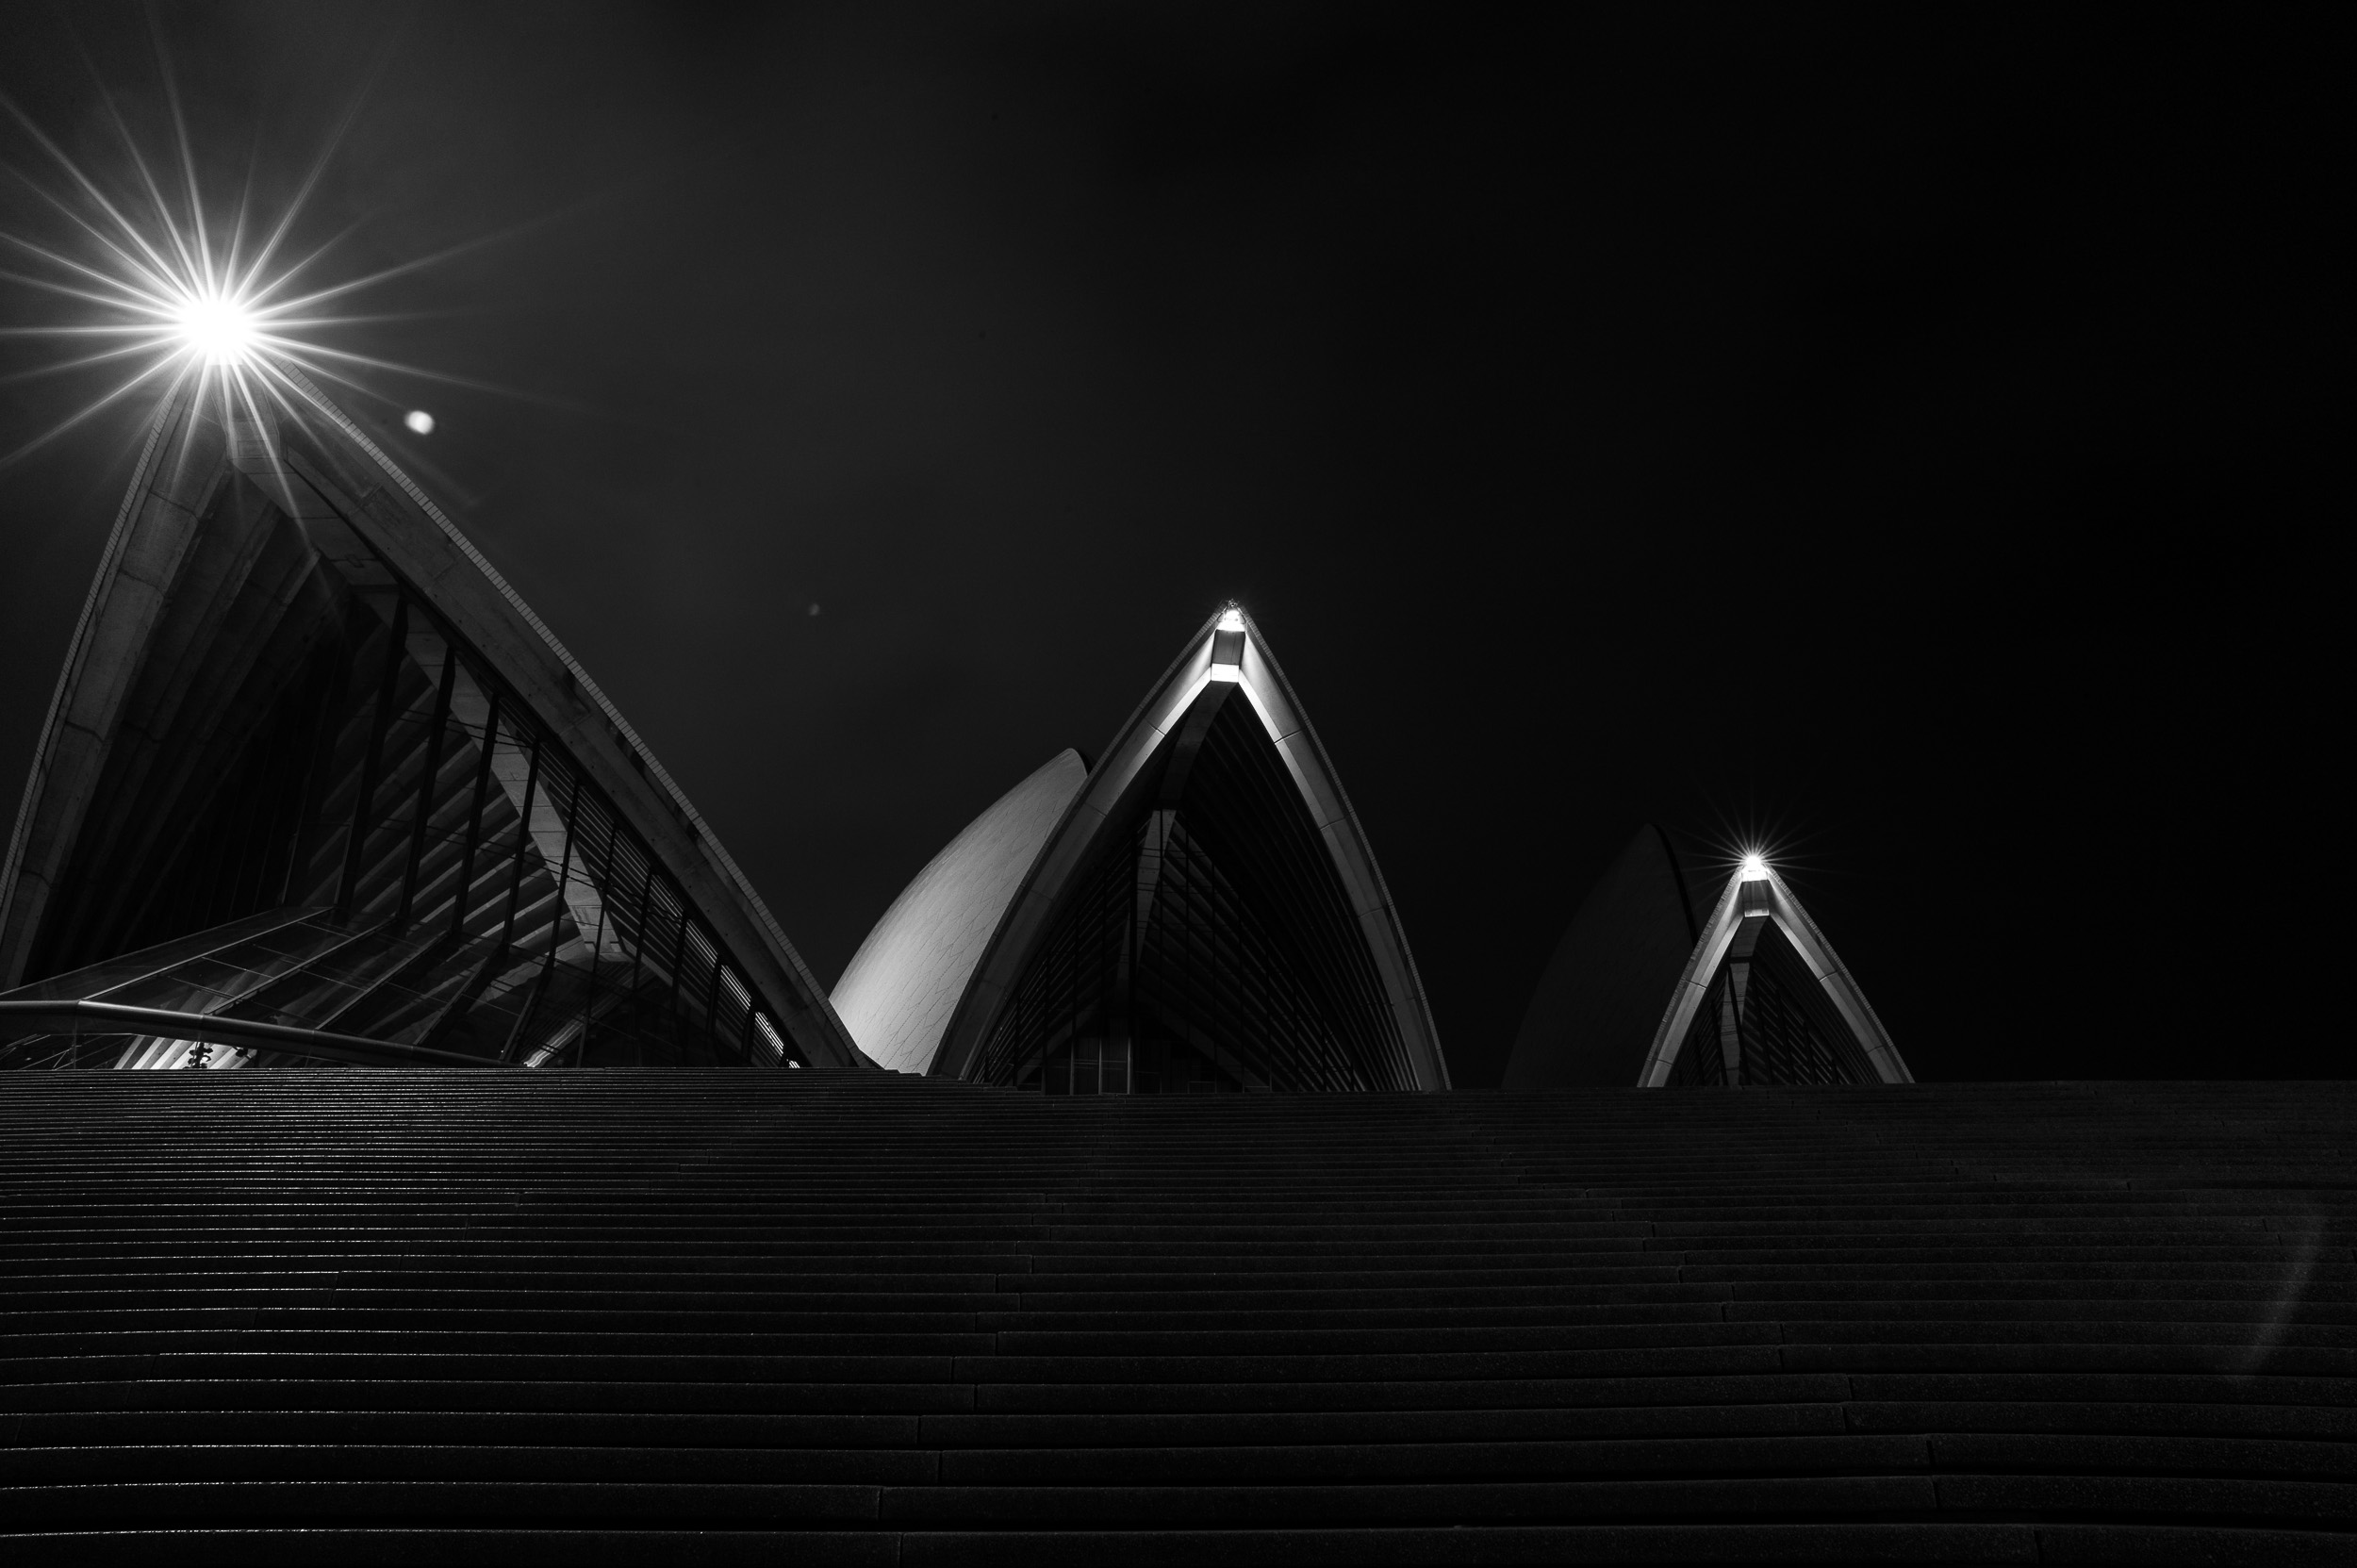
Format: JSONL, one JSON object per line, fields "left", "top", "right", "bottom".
{"left": 404, "top": 410, "right": 436, "bottom": 435}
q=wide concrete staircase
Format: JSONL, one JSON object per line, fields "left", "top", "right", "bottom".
{"left": 2, "top": 1072, "right": 2351, "bottom": 1564}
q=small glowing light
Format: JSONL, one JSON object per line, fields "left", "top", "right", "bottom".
{"left": 806, "top": 602, "right": 821, "bottom": 617}
{"left": 1216, "top": 605, "right": 1245, "bottom": 633}
{"left": 404, "top": 410, "right": 436, "bottom": 435}
{"left": 1739, "top": 853, "right": 1770, "bottom": 882}
{"left": 169, "top": 292, "right": 258, "bottom": 366}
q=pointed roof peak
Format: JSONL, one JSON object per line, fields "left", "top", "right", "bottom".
{"left": 927, "top": 608, "right": 1447, "bottom": 1092}
{"left": 1640, "top": 854, "right": 1910, "bottom": 1087}
{"left": 1509, "top": 825, "right": 1908, "bottom": 1090}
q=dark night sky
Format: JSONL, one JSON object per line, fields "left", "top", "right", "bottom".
{"left": 0, "top": 5, "right": 2333, "bottom": 1084}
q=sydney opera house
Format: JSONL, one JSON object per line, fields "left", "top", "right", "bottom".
{"left": 0, "top": 379, "right": 1887, "bottom": 1092}
{"left": 4, "top": 384, "right": 2345, "bottom": 1564}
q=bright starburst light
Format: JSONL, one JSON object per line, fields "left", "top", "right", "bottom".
{"left": 0, "top": 71, "right": 470, "bottom": 473}
{"left": 167, "top": 289, "right": 259, "bottom": 366}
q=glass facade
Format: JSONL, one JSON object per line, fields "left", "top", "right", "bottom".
{"left": 1665, "top": 913, "right": 1879, "bottom": 1088}
{"left": 970, "top": 690, "right": 1415, "bottom": 1093}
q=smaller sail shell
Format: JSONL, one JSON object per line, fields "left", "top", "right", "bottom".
{"left": 1510, "top": 825, "right": 1909, "bottom": 1088}
{"left": 1639, "top": 863, "right": 1909, "bottom": 1087}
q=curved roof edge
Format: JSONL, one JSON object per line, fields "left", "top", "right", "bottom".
{"left": 932, "top": 607, "right": 1449, "bottom": 1090}
{"left": 0, "top": 396, "right": 185, "bottom": 990}
{"left": 831, "top": 749, "right": 1088, "bottom": 1074}
{"left": 1638, "top": 863, "right": 1911, "bottom": 1086}
{"left": 274, "top": 374, "right": 861, "bottom": 1065}
{"left": 1503, "top": 824, "right": 1705, "bottom": 1089}
{"left": 0, "top": 379, "right": 866, "bottom": 1067}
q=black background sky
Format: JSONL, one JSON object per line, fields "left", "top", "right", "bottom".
{"left": 0, "top": 4, "right": 2333, "bottom": 1086}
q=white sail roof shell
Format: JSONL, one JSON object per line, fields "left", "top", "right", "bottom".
{"left": 831, "top": 750, "right": 1088, "bottom": 1074}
